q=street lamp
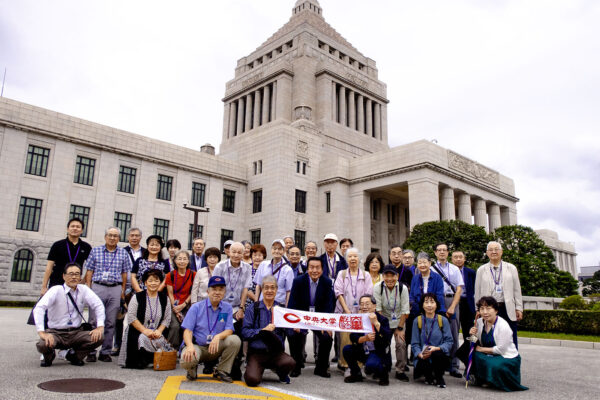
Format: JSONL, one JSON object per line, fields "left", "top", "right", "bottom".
{"left": 182, "top": 199, "right": 210, "bottom": 240}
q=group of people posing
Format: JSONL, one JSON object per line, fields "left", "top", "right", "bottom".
{"left": 33, "top": 217, "right": 528, "bottom": 391}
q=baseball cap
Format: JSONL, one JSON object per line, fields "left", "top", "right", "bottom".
{"left": 223, "top": 240, "right": 234, "bottom": 248}
{"left": 382, "top": 264, "right": 399, "bottom": 275}
{"left": 208, "top": 276, "right": 226, "bottom": 288}
{"left": 323, "top": 233, "right": 338, "bottom": 242}
{"left": 272, "top": 239, "right": 285, "bottom": 248}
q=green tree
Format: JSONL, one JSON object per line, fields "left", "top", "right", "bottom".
{"left": 401, "top": 220, "right": 488, "bottom": 270}
{"left": 490, "top": 225, "right": 579, "bottom": 297}
{"left": 582, "top": 270, "right": 600, "bottom": 296}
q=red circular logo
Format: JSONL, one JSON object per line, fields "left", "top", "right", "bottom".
{"left": 283, "top": 313, "right": 301, "bottom": 324}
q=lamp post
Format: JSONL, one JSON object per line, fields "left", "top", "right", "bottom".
{"left": 182, "top": 199, "right": 209, "bottom": 240}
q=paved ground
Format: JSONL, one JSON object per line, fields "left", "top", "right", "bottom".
{"left": 2, "top": 307, "right": 599, "bottom": 400}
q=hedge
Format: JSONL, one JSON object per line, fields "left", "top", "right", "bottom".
{"left": 520, "top": 310, "right": 600, "bottom": 335}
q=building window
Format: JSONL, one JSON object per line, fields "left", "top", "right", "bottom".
{"left": 156, "top": 174, "right": 173, "bottom": 201}
{"left": 69, "top": 205, "right": 90, "bottom": 237}
{"left": 74, "top": 156, "right": 96, "bottom": 186}
{"left": 223, "top": 189, "right": 236, "bottom": 213}
{"left": 153, "top": 218, "right": 170, "bottom": 241}
{"left": 252, "top": 190, "right": 262, "bottom": 214}
{"left": 24, "top": 145, "right": 50, "bottom": 177}
{"left": 191, "top": 182, "right": 206, "bottom": 207}
{"left": 188, "top": 224, "right": 204, "bottom": 250}
{"left": 113, "top": 212, "right": 132, "bottom": 242}
{"left": 253, "top": 160, "right": 263, "bottom": 175}
{"left": 11, "top": 249, "right": 34, "bottom": 282}
{"left": 250, "top": 229, "right": 261, "bottom": 245}
{"left": 387, "top": 204, "right": 398, "bottom": 225}
{"left": 220, "top": 229, "right": 234, "bottom": 252}
{"left": 325, "top": 191, "right": 331, "bottom": 213}
{"left": 117, "top": 165, "right": 136, "bottom": 194}
{"left": 296, "top": 160, "right": 307, "bottom": 175}
{"left": 295, "top": 189, "right": 306, "bottom": 213}
{"left": 16, "top": 197, "right": 43, "bottom": 231}
{"left": 294, "top": 230, "right": 306, "bottom": 255}
{"left": 372, "top": 199, "right": 380, "bottom": 220}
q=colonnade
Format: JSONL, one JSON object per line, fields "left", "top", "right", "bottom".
{"left": 333, "top": 83, "right": 383, "bottom": 140}
{"left": 227, "top": 82, "right": 275, "bottom": 137}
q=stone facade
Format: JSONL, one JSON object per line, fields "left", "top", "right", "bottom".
{"left": 0, "top": 0, "right": 519, "bottom": 301}
{"left": 536, "top": 229, "right": 578, "bottom": 279}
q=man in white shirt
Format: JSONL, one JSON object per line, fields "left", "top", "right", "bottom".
{"left": 34, "top": 263, "right": 105, "bottom": 367}
{"left": 432, "top": 242, "right": 464, "bottom": 378}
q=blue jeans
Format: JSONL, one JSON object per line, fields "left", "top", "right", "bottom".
{"left": 343, "top": 344, "right": 385, "bottom": 376}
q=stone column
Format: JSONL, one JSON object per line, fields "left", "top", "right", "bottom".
{"left": 381, "top": 103, "right": 388, "bottom": 144}
{"left": 374, "top": 103, "right": 381, "bottom": 140}
{"left": 473, "top": 198, "right": 487, "bottom": 231}
{"left": 228, "top": 101, "right": 237, "bottom": 137}
{"left": 357, "top": 94, "right": 364, "bottom": 133}
{"left": 244, "top": 93, "right": 253, "bottom": 132}
{"left": 236, "top": 96, "right": 245, "bottom": 135}
{"left": 488, "top": 203, "right": 501, "bottom": 232}
{"left": 457, "top": 192, "right": 472, "bottom": 223}
{"left": 348, "top": 89, "right": 355, "bottom": 130}
{"left": 366, "top": 98, "right": 373, "bottom": 137}
{"left": 274, "top": 77, "right": 293, "bottom": 122}
{"left": 408, "top": 178, "right": 440, "bottom": 230}
{"left": 253, "top": 89, "right": 262, "bottom": 128}
{"left": 338, "top": 85, "right": 346, "bottom": 126}
{"left": 350, "top": 191, "right": 371, "bottom": 256}
{"left": 440, "top": 187, "right": 456, "bottom": 221}
{"left": 379, "top": 199, "right": 389, "bottom": 254}
{"left": 332, "top": 82, "right": 337, "bottom": 121}
{"left": 262, "top": 84, "right": 271, "bottom": 124}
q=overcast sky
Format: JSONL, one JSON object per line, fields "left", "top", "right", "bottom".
{"left": 1, "top": 0, "right": 599, "bottom": 268}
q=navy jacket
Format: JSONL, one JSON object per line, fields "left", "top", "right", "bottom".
{"left": 319, "top": 252, "right": 348, "bottom": 281}
{"left": 409, "top": 272, "right": 447, "bottom": 315}
{"left": 288, "top": 274, "right": 335, "bottom": 314}
{"left": 242, "top": 300, "right": 285, "bottom": 352}
{"left": 461, "top": 266, "right": 476, "bottom": 314}
{"left": 189, "top": 253, "right": 208, "bottom": 272}
{"left": 349, "top": 312, "right": 393, "bottom": 369}
{"left": 124, "top": 245, "right": 146, "bottom": 264}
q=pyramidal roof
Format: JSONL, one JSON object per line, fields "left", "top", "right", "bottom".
{"left": 253, "top": 0, "right": 362, "bottom": 57}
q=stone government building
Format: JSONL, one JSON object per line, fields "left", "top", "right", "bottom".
{"left": 0, "top": 0, "right": 523, "bottom": 301}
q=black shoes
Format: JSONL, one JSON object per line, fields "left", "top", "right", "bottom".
{"left": 66, "top": 350, "right": 84, "bottom": 366}
{"left": 213, "top": 370, "right": 233, "bottom": 383}
{"left": 449, "top": 370, "right": 463, "bottom": 378}
{"left": 437, "top": 377, "right": 447, "bottom": 388}
{"left": 98, "top": 354, "right": 112, "bottom": 362}
{"left": 85, "top": 353, "right": 96, "bottom": 362}
{"left": 379, "top": 373, "right": 389, "bottom": 386}
{"left": 395, "top": 372, "right": 409, "bottom": 382}
{"left": 344, "top": 374, "right": 363, "bottom": 383}
{"left": 290, "top": 368, "right": 301, "bottom": 377}
{"left": 186, "top": 366, "right": 197, "bottom": 381}
{"left": 314, "top": 369, "right": 331, "bottom": 378}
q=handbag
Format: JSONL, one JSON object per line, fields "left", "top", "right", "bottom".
{"left": 153, "top": 350, "right": 177, "bottom": 371}
{"left": 67, "top": 292, "right": 93, "bottom": 331}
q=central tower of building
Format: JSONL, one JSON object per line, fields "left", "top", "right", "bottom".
{"left": 219, "top": 0, "right": 390, "bottom": 248}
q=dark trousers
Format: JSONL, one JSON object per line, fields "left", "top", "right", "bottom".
{"left": 244, "top": 350, "right": 296, "bottom": 387}
{"left": 37, "top": 328, "right": 102, "bottom": 363}
{"left": 114, "top": 317, "right": 124, "bottom": 349}
{"left": 414, "top": 351, "right": 449, "bottom": 382}
{"left": 343, "top": 345, "right": 386, "bottom": 377}
{"left": 405, "top": 314, "right": 416, "bottom": 363}
{"left": 498, "top": 303, "right": 518, "bottom": 348}
{"left": 289, "top": 330, "right": 332, "bottom": 372}
{"left": 459, "top": 298, "right": 476, "bottom": 341}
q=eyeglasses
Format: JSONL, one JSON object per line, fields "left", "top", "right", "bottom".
{"left": 65, "top": 272, "right": 81, "bottom": 277}
{"left": 106, "top": 234, "right": 120, "bottom": 238}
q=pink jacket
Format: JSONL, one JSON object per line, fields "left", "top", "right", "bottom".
{"left": 334, "top": 268, "right": 373, "bottom": 313}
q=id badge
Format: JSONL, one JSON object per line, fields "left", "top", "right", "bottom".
{"left": 102, "top": 271, "right": 109, "bottom": 281}
{"left": 353, "top": 300, "right": 359, "bottom": 308}
{"left": 495, "top": 284, "right": 503, "bottom": 293}
{"left": 206, "top": 335, "right": 213, "bottom": 344}
{"left": 391, "top": 313, "right": 397, "bottom": 321}
{"left": 309, "top": 307, "right": 315, "bottom": 313}
{"left": 227, "top": 293, "right": 235, "bottom": 302}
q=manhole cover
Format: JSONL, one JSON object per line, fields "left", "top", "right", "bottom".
{"left": 38, "top": 378, "right": 125, "bottom": 393}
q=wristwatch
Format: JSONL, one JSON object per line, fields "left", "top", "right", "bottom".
{"left": 396, "top": 326, "right": 404, "bottom": 331}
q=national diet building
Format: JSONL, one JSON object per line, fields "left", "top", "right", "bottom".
{"left": 0, "top": 0, "right": 519, "bottom": 301}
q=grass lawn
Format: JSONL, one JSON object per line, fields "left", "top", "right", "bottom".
{"left": 518, "top": 330, "right": 600, "bottom": 342}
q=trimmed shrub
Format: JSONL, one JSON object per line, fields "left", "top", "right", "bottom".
{"left": 520, "top": 310, "right": 600, "bottom": 335}
{"left": 559, "top": 295, "right": 588, "bottom": 310}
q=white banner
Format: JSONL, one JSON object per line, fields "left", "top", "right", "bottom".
{"left": 272, "top": 306, "right": 373, "bottom": 333}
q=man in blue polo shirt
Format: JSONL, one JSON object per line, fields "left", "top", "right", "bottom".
{"left": 180, "top": 276, "right": 241, "bottom": 383}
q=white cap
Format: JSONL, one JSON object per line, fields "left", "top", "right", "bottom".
{"left": 224, "top": 240, "right": 234, "bottom": 248}
{"left": 272, "top": 239, "right": 285, "bottom": 248}
{"left": 323, "top": 233, "right": 338, "bottom": 242}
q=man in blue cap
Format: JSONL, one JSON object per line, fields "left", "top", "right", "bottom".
{"left": 180, "top": 275, "right": 241, "bottom": 382}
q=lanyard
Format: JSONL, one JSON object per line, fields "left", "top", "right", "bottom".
{"left": 66, "top": 242, "right": 80, "bottom": 264}
{"left": 271, "top": 259, "right": 285, "bottom": 280}
{"left": 490, "top": 262, "right": 502, "bottom": 285}
{"left": 227, "top": 261, "right": 242, "bottom": 294}
{"left": 102, "top": 248, "right": 118, "bottom": 271}
{"left": 174, "top": 269, "right": 188, "bottom": 294}
{"left": 384, "top": 285, "right": 398, "bottom": 312}
{"left": 65, "top": 288, "right": 78, "bottom": 321}
{"left": 424, "top": 317, "right": 436, "bottom": 346}
{"left": 486, "top": 316, "right": 499, "bottom": 337}
{"left": 347, "top": 270, "right": 359, "bottom": 301}
{"left": 327, "top": 254, "right": 336, "bottom": 277}
{"left": 398, "top": 265, "right": 405, "bottom": 282}
{"left": 436, "top": 262, "right": 451, "bottom": 281}
{"left": 206, "top": 301, "right": 220, "bottom": 336}
{"left": 147, "top": 295, "right": 159, "bottom": 324}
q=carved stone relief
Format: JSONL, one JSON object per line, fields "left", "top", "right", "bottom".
{"left": 448, "top": 151, "right": 500, "bottom": 186}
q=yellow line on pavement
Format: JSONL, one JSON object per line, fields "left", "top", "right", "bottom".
{"left": 156, "top": 375, "right": 306, "bottom": 400}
